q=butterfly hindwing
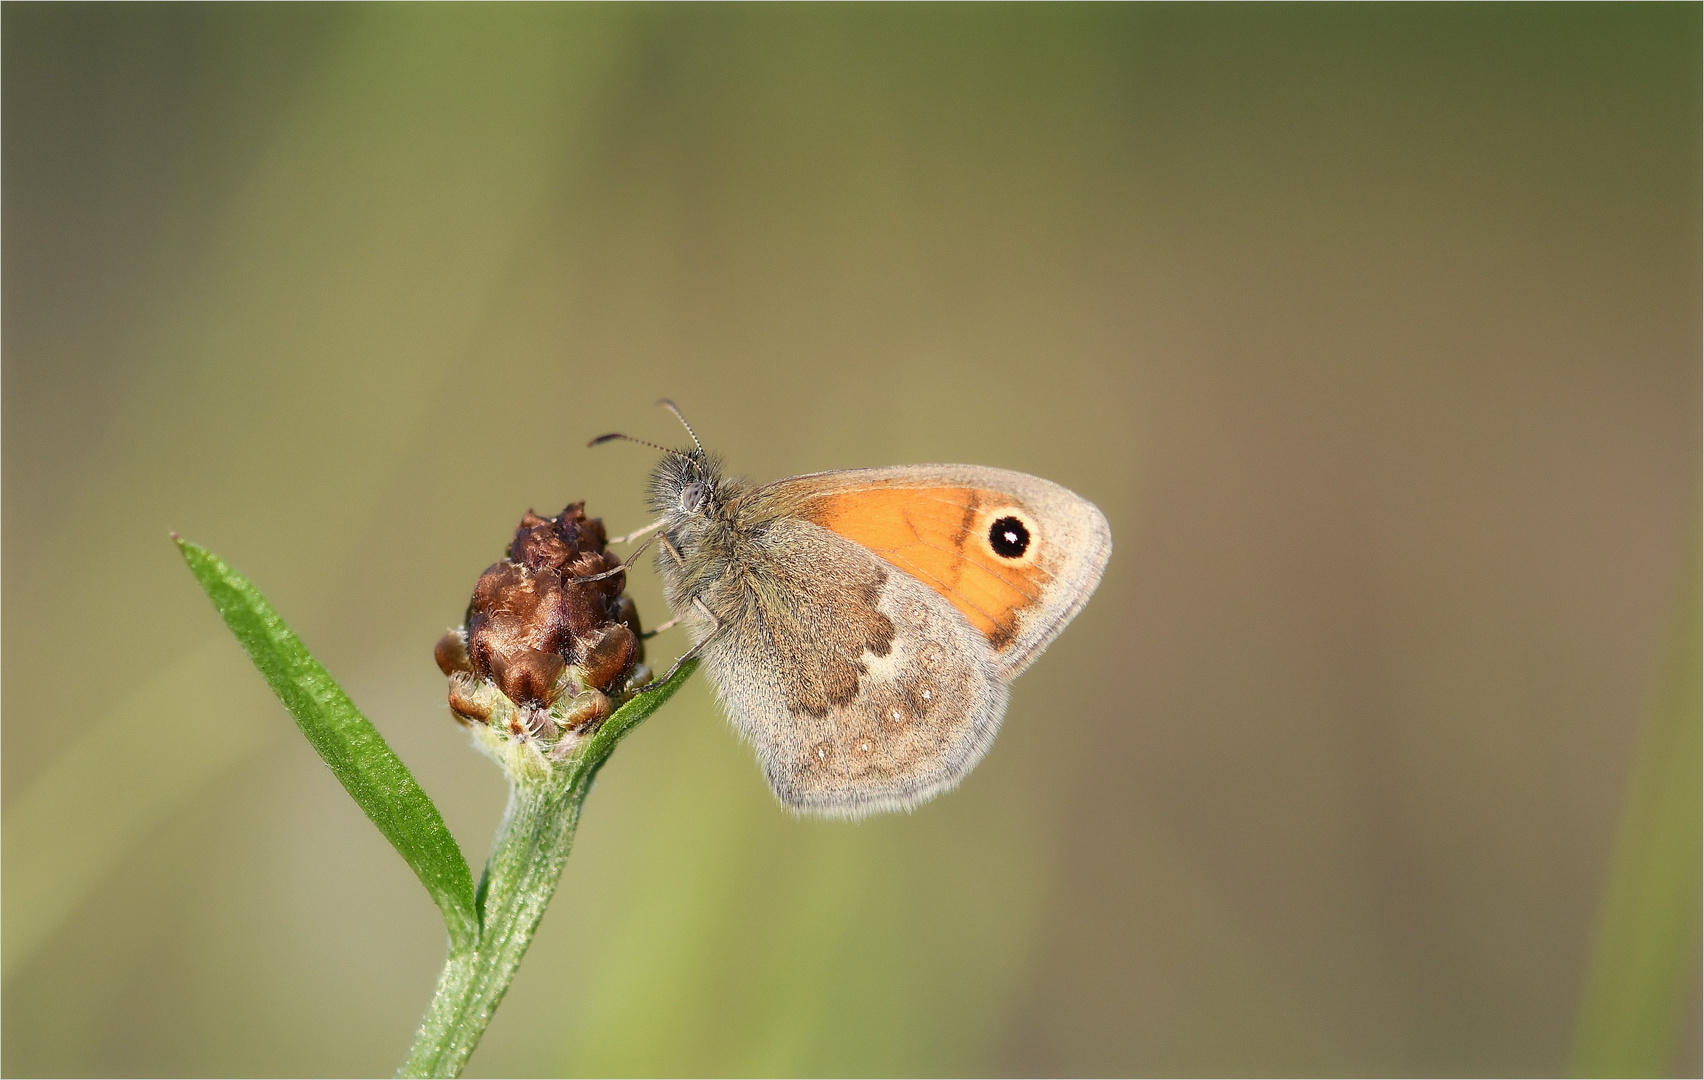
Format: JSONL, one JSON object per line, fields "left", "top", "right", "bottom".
{"left": 694, "top": 518, "right": 1007, "bottom": 817}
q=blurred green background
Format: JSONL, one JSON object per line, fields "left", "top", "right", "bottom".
{"left": 3, "top": 4, "right": 1699, "bottom": 1076}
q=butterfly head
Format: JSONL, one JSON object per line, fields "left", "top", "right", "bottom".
{"left": 646, "top": 446, "right": 729, "bottom": 522}
{"left": 590, "top": 399, "right": 735, "bottom": 535}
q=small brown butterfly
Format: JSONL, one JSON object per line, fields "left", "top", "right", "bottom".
{"left": 598, "top": 402, "right": 1111, "bottom": 818}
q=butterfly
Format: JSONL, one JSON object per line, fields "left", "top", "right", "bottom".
{"left": 597, "top": 402, "right": 1111, "bottom": 819}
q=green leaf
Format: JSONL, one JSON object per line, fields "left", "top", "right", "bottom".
{"left": 575, "top": 657, "right": 700, "bottom": 774}
{"left": 175, "top": 537, "right": 479, "bottom": 952}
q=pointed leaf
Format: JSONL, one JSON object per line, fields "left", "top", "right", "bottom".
{"left": 580, "top": 657, "right": 699, "bottom": 770}
{"left": 176, "top": 538, "right": 478, "bottom": 951}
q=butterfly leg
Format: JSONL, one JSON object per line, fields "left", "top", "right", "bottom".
{"left": 570, "top": 531, "right": 660, "bottom": 583}
{"left": 657, "top": 532, "right": 688, "bottom": 567}
{"left": 642, "top": 613, "right": 684, "bottom": 638}
{"left": 608, "top": 520, "right": 664, "bottom": 545}
{"left": 632, "top": 595, "right": 719, "bottom": 694}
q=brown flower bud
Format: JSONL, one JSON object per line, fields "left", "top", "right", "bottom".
{"left": 446, "top": 672, "right": 491, "bottom": 725}
{"left": 438, "top": 503, "right": 649, "bottom": 772}
{"left": 434, "top": 630, "right": 474, "bottom": 676}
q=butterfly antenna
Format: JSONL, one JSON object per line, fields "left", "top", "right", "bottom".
{"left": 587, "top": 431, "right": 689, "bottom": 458}
{"left": 656, "top": 398, "right": 706, "bottom": 456}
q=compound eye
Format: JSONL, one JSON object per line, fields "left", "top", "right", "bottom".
{"left": 679, "top": 483, "right": 709, "bottom": 514}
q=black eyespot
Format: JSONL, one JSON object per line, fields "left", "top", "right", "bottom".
{"left": 988, "top": 516, "right": 1030, "bottom": 559}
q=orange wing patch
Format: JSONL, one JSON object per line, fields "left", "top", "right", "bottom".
{"left": 803, "top": 488, "right": 1050, "bottom": 651}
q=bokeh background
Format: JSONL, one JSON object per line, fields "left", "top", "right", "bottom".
{"left": 3, "top": 5, "right": 1698, "bottom": 1076}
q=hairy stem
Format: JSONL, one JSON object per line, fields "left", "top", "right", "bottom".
{"left": 398, "top": 661, "right": 696, "bottom": 1078}
{"left": 400, "top": 775, "right": 586, "bottom": 1078}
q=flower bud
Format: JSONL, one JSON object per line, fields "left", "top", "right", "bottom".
{"left": 435, "top": 503, "right": 651, "bottom": 776}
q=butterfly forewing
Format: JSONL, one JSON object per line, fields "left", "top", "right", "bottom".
{"left": 763, "top": 465, "right": 1111, "bottom": 680}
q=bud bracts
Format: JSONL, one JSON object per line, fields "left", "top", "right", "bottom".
{"left": 436, "top": 503, "right": 649, "bottom": 773}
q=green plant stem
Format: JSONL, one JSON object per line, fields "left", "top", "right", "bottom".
{"left": 401, "top": 774, "right": 586, "bottom": 1078}
{"left": 399, "top": 660, "right": 696, "bottom": 1079}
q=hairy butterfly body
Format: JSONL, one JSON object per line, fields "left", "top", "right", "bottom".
{"left": 609, "top": 405, "right": 1111, "bottom": 819}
